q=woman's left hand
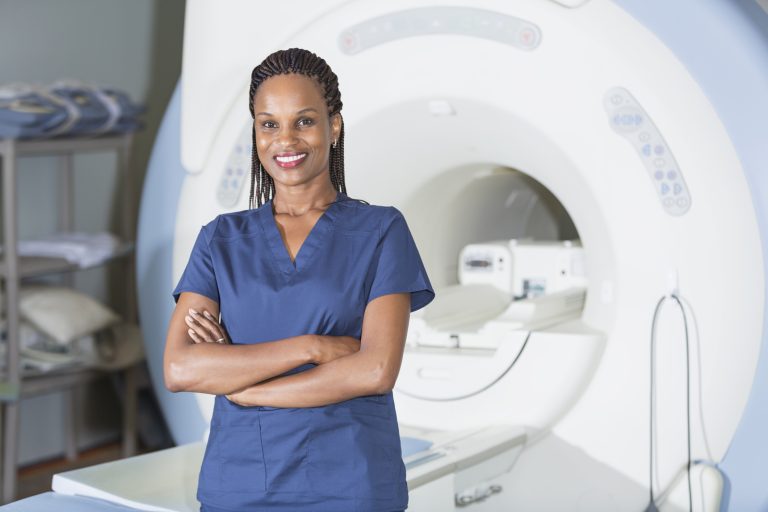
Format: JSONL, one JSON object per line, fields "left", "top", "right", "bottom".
{"left": 185, "top": 308, "right": 230, "bottom": 344}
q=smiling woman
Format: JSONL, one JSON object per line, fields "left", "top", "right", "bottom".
{"left": 253, "top": 76, "right": 339, "bottom": 188}
{"left": 164, "top": 48, "right": 435, "bottom": 512}
{"left": 247, "top": 49, "right": 346, "bottom": 210}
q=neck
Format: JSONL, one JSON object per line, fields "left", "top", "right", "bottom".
{"left": 271, "top": 188, "right": 338, "bottom": 217}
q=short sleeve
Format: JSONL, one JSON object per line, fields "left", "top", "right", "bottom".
{"left": 366, "top": 207, "right": 435, "bottom": 312}
{"left": 171, "top": 219, "right": 220, "bottom": 304}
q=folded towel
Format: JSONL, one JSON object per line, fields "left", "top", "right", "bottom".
{"left": 0, "top": 318, "right": 95, "bottom": 373}
{"left": 0, "top": 81, "right": 144, "bottom": 139}
{"left": 50, "top": 80, "right": 144, "bottom": 135}
{"left": 0, "top": 320, "right": 143, "bottom": 374}
{"left": 2, "top": 231, "right": 124, "bottom": 268}
{"left": 0, "top": 84, "right": 73, "bottom": 138}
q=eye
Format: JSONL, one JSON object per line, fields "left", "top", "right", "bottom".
{"left": 261, "top": 120, "right": 277, "bottom": 129}
{"left": 297, "top": 117, "right": 315, "bottom": 127}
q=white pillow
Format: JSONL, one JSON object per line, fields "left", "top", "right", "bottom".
{"left": 18, "top": 285, "right": 121, "bottom": 345}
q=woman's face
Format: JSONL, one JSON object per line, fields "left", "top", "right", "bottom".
{"left": 252, "top": 73, "right": 341, "bottom": 192}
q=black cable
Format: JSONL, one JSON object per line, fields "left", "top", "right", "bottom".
{"left": 647, "top": 294, "right": 693, "bottom": 512}
{"left": 395, "top": 331, "right": 532, "bottom": 402}
{"left": 647, "top": 296, "right": 665, "bottom": 512}
{"left": 670, "top": 294, "right": 693, "bottom": 512}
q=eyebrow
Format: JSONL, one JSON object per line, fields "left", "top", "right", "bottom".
{"left": 255, "top": 107, "right": 319, "bottom": 116}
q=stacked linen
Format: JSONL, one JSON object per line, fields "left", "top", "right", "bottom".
{"left": 8, "top": 231, "right": 125, "bottom": 268}
{"left": 0, "top": 319, "right": 97, "bottom": 373}
{"left": 0, "top": 284, "right": 129, "bottom": 374}
{"left": 50, "top": 81, "right": 143, "bottom": 135}
{"left": 0, "top": 81, "right": 143, "bottom": 139}
{"left": 0, "top": 84, "right": 71, "bottom": 138}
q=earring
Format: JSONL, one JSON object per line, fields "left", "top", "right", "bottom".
{"left": 332, "top": 140, "right": 337, "bottom": 149}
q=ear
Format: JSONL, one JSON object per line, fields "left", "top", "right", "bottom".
{"left": 330, "top": 113, "right": 342, "bottom": 144}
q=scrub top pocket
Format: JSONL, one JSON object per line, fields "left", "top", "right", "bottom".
{"left": 205, "top": 425, "right": 267, "bottom": 493}
{"left": 258, "top": 407, "right": 312, "bottom": 493}
{"left": 306, "top": 398, "right": 403, "bottom": 499}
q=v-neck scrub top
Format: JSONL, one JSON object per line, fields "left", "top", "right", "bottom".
{"left": 172, "top": 191, "right": 435, "bottom": 512}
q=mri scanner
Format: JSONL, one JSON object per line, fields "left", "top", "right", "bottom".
{"left": 36, "top": 0, "right": 768, "bottom": 511}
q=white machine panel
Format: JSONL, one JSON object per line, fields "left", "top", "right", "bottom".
{"left": 217, "top": 123, "right": 251, "bottom": 208}
{"left": 338, "top": 7, "right": 541, "bottom": 55}
{"left": 603, "top": 86, "right": 692, "bottom": 215}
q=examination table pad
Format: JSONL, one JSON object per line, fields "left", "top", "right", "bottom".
{"left": 0, "top": 493, "right": 139, "bottom": 511}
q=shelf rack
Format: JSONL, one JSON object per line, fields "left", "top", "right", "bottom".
{"left": 0, "top": 134, "right": 140, "bottom": 503}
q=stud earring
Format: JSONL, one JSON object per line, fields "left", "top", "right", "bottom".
{"left": 332, "top": 140, "right": 337, "bottom": 149}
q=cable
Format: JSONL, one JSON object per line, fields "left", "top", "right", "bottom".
{"left": 677, "top": 295, "right": 714, "bottom": 462}
{"left": 672, "top": 294, "right": 693, "bottom": 512}
{"left": 395, "top": 331, "right": 532, "bottom": 402}
{"left": 647, "top": 296, "right": 664, "bottom": 512}
{"left": 647, "top": 294, "right": 692, "bottom": 512}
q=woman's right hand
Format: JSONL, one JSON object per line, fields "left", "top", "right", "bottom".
{"left": 308, "top": 335, "right": 361, "bottom": 364}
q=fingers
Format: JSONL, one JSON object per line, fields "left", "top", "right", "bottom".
{"left": 203, "top": 310, "right": 229, "bottom": 343}
{"left": 186, "top": 309, "right": 226, "bottom": 343}
{"left": 185, "top": 313, "right": 214, "bottom": 342}
{"left": 188, "top": 328, "right": 204, "bottom": 344}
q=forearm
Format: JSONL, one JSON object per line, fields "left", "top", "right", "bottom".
{"left": 228, "top": 349, "right": 394, "bottom": 408}
{"left": 165, "top": 335, "right": 314, "bottom": 395}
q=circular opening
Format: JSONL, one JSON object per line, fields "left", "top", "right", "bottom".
{"left": 404, "top": 163, "right": 580, "bottom": 291}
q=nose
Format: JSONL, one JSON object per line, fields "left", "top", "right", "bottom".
{"left": 276, "top": 125, "right": 299, "bottom": 148}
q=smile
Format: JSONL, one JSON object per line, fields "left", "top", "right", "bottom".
{"left": 274, "top": 153, "right": 308, "bottom": 168}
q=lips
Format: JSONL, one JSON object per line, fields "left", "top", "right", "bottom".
{"left": 274, "top": 152, "right": 308, "bottom": 168}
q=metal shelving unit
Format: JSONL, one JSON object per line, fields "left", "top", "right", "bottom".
{"left": 0, "top": 134, "right": 140, "bottom": 503}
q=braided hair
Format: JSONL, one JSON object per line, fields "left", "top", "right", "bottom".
{"left": 247, "top": 48, "right": 347, "bottom": 209}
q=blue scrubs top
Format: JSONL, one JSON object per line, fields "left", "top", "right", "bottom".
{"left": 172, "top": 191, "right": 435, "bottom": 512}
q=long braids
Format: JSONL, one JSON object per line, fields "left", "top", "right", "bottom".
{"left": 248, "top": 48, "right": 346, "bottom": 209}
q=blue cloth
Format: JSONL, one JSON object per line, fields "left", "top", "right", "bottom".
{"left": 48, "top": 84, "right": 143, "bottom": 135}
{"left": 0, "top": 90, "right": 69, "bottom": 138}
{"left": 172, "top": 191, "right": 435, "bottom": 511}
{"left": 0, "top": 84, "right": 143, "bottom": 139}
{"left": 400, "top": 436, "right": 434, "bottom": 458}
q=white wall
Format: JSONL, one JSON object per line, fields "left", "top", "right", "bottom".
{"left": 0, "top": 0, "right": 184, "bottom": 465}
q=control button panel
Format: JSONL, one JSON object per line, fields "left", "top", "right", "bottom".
{"left": 218, "top": 123, "right": 251, "bottom": 208}
{"left": 603, "top": 87, "right": 691, "bottom": 216}
{"left": 338, "top": 7, "right": 541, "bottom": 55}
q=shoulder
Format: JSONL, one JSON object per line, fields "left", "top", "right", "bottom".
{"left": 202, "top": 206, "right": 264, "bottom": 241}
{"left": 335, "top": 195, "right": 404, "bottom": 234}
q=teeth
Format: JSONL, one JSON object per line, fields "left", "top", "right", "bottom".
{"left": 276, "top": 153, "right": 307, "bottom": 163}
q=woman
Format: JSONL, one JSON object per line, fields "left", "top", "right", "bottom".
{"left": 164, "top": 48, "right": 435, "bottom": 511}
